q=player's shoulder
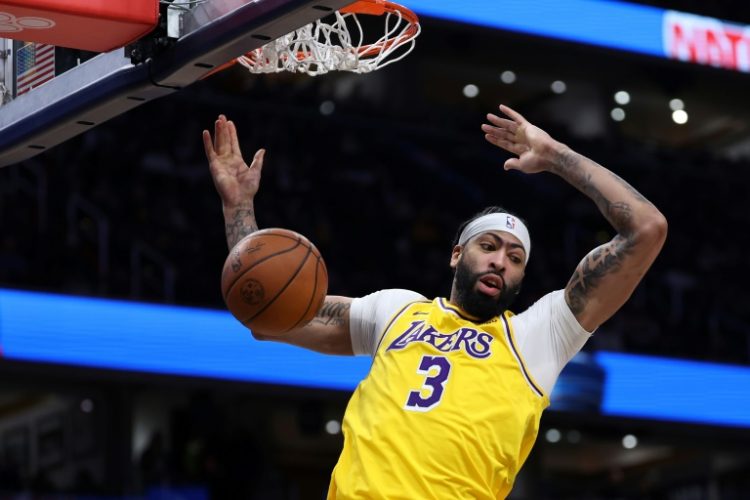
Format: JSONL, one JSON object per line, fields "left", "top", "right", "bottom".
{"left": 510, "top": 290, "right": 567, "bottom": 325}
{"left": 364, "top": 288, "right": 428, "bottom": 301}
{"left": 510, "top": 289, "right": 593, "bottom": 340}
{"left": 349, "top": 289, "right": 429, "bottom": 343}
{"left": 357, "top": 288, "right": 429, "bottom": 310}
{"left": 353, "top": 288, "right": 427, "bottom": 316}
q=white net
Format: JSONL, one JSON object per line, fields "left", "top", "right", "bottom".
{"left": 237, "top": 5, "right": 420, "bottom": 76}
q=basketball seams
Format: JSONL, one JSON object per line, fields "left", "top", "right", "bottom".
{"left": 285, "top": 253, "right": 326, "bottom": 332}
{"left": 242, "top": 243, "right": 314, "bottom": 325}
{"left": 243, "top": 228, "right": 304, "bottom": 244}
{"left": 316, "top": 256, "right": 329, "bottom": 314}
{"left": 223, "top": 236, "right": 302, "bottom": 301}
{"left": 222, "top": 228, "right": 328, "bottom": 335}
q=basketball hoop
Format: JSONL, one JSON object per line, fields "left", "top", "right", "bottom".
{"left": 215, "top": 0, "right": 420, "bottom": 77}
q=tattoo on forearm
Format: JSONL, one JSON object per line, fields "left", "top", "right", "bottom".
{"left": 607, "top": 170, "right": 648, "bottom": 202}
{"left": 607, "top": 201, "right": 633, "bottom": 230}
{"left": 312, "top": 300, "right": 350, "bottom": 327}
{"left": 553, "top": 151, "right": 611, "bottom": 211}
{"left": 565, "top": 235, "right": 636, "bottom": 314}
{"left": 225, "top": 208, "right": 258, "bottom": 249}
{"left": 553, "top": 150, "right": 648, "bottom": 235}
{"left": 555, "top": 148, "right": 579, "bottom": 175}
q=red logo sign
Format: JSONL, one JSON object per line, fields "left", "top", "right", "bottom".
{"left": 664, "top": 11, "right": 750, "bottom": 72}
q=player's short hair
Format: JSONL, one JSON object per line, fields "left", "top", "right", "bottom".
{"left": 451, "top": 206, "right": 530, "bottom": 248}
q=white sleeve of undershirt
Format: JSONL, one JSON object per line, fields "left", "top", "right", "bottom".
{"left": 349, "top": 289, "right": 428, "bottom": 356}
{"left": 510, "top": 289, "right": 595, "bottom": 395}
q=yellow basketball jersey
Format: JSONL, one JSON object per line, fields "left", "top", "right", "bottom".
{"left": 328, "top": 298, "right": 549, "bottom": 499}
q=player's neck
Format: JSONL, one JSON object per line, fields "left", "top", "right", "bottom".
{"left": 444, "top": 297, "right": 484, "bottom": 322}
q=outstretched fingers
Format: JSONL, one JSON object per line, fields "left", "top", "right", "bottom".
{"left": 202, "top": 130, "right": 216, "bottom": 162}
{"left": 484, "top": 133, "right": 529, "bottom": 156}
{"left": 214, "top": 115, "right": 232, "bottom": 156}
{"left": 482, "top": 121, "right": 529, "bottom": 156}
{"left": 485, "top": 113, "right": 518, "bottom": 133}
{"left": 227, "top": 120, "right": 243, "bottom": 157}
{"left": 481, "top": 123, "right": 515, "bottom": 142}
{"left": 498, "top": 104, "right": 526, "bottom": 124}
{"left": 250, "top": 148, "right": 265, "bottom": 171}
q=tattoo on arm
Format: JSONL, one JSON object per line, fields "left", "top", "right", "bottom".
{"left": 553, "top": 148, "right": 579, "bottom": 176}
{"left": 606, "top": 201, "right": 633, "bottom": 233}
{"left": 553, "top": 142, "right": 663, "bottom": 319}
{"left": 552, "top": 150, "right": 647, "bottom": 235}
{"left": 565, "top": 235, "right": 636, "bottom": 315}
{"left": 552, "top": 152, "right": 613, "bottom": 221}
{"left": 553, "top": 150, "right": 648, "bottom": 202}
{"left": 225, "top": 207, "right": 258, "bottom": 249}
{"left": 312, "top": 300, "right": 351, "bottom": 327}
{"left": 606, "top": 170, "right": 648, "bottom": 203}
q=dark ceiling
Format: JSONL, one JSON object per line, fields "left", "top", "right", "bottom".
{"left": 404, "top": 4, "right": 750, "bottom": 159}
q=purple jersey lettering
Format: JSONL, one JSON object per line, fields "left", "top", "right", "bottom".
{"left": 387, "top": 321, "right": 494, "bottom": 359}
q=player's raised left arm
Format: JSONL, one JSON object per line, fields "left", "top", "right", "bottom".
{"left": 551, "top": 143, "right": 667, "bottom": 332}
{"left": 482, "top": 105, "right": 667, "bottom": 331}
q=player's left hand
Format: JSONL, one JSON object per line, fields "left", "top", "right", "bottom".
{"left": 482, "top": 104, "right": 560, "bottom": 174}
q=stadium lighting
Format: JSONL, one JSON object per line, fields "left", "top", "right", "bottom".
{"left": 500, "top": 70, "right": 516, "bottom": 84}
{"left": 669, "top": 98, "right": 685, "bottom": 111}
{"left": 463, "top": 84, "right": 480, "bottom": 98}
{"left": 80, "top": 399, "right": 95, "bottom": 413}
{"left": 622, "top": 434, "right": 638, "bottom": 449}
{"left": 545, "top": 428, "right": 562, "bottom": 443}
{"left": 614, "top": 90, "right": 630, "bottom": 105}
{"left": 550, "top": 80, "right": 567, "bottom": 94}
{"left": 672, "top": 109, "right": 688, "bottom": 124}
{"left": 611, "top": 107, "right": 626, "bottom": 121}
{"left": 325, "top": 420, "right": 342, "bottom": 435}
{"left": 567, "top": 430, "right": 582, "bottom": 443}
{"left": 319, "top": 100, "right": 335, "bottom": 115}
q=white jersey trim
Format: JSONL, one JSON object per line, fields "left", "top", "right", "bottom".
{"left": 500, "top": 313, "right": 545, "bottom": 398}
{"left": 349, "top": 289, "right": 428, "bottom": 356}
{"left": 349, "top": 288, "right": 594, "bottom": 395}
{"left": 510, "top": 289, "right": 594, "bottom": 395}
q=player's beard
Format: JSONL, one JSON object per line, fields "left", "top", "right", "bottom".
{"left": 453, "top": 257, "right": 521, "bottom": 322}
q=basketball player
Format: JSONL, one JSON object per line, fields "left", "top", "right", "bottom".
{"left": 203, "top": 104, "right": 667, "bottom": 498}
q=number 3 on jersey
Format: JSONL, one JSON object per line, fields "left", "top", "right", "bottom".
{"left": 404, "top": 355, "right": 452, "bottom": 412}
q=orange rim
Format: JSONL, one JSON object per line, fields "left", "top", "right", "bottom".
{"left": 201, "top": 0, "right": 419, "bottom": 78}
{"left": 340, "top": 0, "right": 420, "bottom": 57}
{"left": 341, "top": 0, "right": 419, "bottom": 25}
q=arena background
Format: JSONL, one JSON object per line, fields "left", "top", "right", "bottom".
{"left": 1, "top": 0, "right": 750, "bottom": 498}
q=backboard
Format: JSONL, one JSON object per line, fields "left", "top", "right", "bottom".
{"left": 0, "top": 0, "right": 353, "bottom": 168}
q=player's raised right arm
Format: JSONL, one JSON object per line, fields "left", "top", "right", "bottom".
{"left": 202, "top": 114, "right": 264, "bottom": 250}
{"left": 204, "top": 116, "right": 355, "bottom": 355}
{"left": 252, "top": 296, "right": 355, "bottom": 355}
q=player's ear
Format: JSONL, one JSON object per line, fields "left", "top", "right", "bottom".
{"left": 449, "top": 245, "right": 462, "bottom": 269}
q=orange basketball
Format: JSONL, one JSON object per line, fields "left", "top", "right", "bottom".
{"left": 221, "top": 228, "right": 328, "bottom": 336}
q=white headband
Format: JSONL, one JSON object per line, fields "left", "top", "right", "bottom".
{"left": 458, "top": 213, "right": 531, "bottom": 264}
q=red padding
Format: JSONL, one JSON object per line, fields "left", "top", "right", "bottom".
{"left": 0, "top": 0, "right": 159, "bottom": 52}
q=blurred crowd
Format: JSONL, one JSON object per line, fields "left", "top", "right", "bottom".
{"left": 0, "top": 72, "right": 748, "bottom": 367}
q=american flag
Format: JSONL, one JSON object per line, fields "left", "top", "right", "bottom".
{"left": 16, "top": 42, "right": 55, "bottom": 96}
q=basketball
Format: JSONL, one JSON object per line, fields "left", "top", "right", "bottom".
{"left": 221, "top": 228, "right": 328, "bottom": 336}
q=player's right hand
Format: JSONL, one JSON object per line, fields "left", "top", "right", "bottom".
{"left": 202, "top": 114, "right": 265, "bottom": 207}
